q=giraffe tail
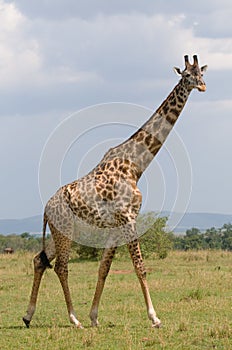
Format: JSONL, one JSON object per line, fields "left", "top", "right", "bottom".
{"left": 42, "top": 212, "right": 48, "bottom": 251}
{"left": 39, "top": 212, "right": 52, "bottom": 269}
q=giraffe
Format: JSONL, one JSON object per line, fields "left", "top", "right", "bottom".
{"left": 23, "top": 55, "right": 207, "bottom": 329}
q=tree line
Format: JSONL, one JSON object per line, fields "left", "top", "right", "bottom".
{"left": 173, "top": 224, "right": 232, "bottom": 251}
{"left": 0, "top": 213, "right": 232, "bottom": 259}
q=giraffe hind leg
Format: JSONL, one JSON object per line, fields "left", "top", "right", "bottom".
{"left": 51, "top": 228, "right": 83, "bottom": 329}
{"left": 23, "top": 240, "right": 56, "bottom": 327}
{"left": 23, "top": 253, "right": 47, "bottom": 328}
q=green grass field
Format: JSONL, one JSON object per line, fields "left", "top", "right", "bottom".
{"left": 0, "top": 250, "right": 231, "bottom": 349}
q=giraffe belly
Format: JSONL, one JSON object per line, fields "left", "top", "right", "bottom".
{"left": 69, "top": 184, "right": 141, "bottom": 229}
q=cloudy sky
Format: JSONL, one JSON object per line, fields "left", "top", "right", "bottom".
{"left": 0, "top": 0, "right": 232, "bottom": 220}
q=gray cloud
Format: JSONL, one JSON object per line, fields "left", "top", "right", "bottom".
{"left": 11, "top": 0, "right": 232, "bottom": 21}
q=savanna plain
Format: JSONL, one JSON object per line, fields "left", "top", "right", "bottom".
{"left": 0, "top": 250, "right": 231, "bottom": 350}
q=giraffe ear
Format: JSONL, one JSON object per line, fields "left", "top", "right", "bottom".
{"left": 173, "top": 67, "right": 182, "bottom": 76}
{"left": 201, "top": 65, "right": 208, "bottom": 73}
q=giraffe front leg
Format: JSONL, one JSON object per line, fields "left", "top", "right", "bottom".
{"left": 89, "top": 247, "right": 117, "bottom": 327}
{"left": 128, "top": 240, "right": 162, "bottom": 328}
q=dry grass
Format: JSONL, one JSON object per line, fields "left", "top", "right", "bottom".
{"left": 0, "top": 250, "right": 231, "bottom": 349}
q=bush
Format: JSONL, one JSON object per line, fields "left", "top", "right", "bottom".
{"left": 74, "top": 242, "right": 102, "bottom": 260}
{"left": 139, "top": 213, "right": 173, "bottom": 259}
{"left": 71, "top": 213, "right": 173, "bottom": 260}
{"left": 0, "top": 232, "right": 45, "bottom": 253}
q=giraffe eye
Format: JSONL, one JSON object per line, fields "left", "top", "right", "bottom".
{"left": 185, "top": 73, "right": 190, "bottom": 78}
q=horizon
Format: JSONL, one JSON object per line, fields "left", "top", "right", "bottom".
{"left": 2, "top": 209, "right": 232, "bottom": 221}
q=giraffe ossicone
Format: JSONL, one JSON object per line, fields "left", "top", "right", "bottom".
{"left": 23, "top": 55, "right": 207, "bottom": 329}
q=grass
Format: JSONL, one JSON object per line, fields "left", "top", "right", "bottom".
{"left": 0, "top": 250, "right": 231, "bottom": 349}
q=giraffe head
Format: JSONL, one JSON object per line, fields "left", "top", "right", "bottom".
{"left": 174, "top": 55, "right": 207, "bottom": 92}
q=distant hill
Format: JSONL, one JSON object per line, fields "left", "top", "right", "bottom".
{"left": 0, "top": 215, "right": 42, "bottom": 235}
{"left": 0, "top": 212, "right": 232, "bottom": 235}
{"left": 169, "top": 212, "right": 232, "bottom": 232}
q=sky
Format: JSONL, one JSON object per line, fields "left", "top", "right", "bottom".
{"left": 0, "top": 0, "right": 232, "bottom": 220}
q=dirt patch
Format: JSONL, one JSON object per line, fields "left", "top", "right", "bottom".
{"left": 110, "top": 267, "right": 153, "bottom": 275}
{"left": 110, "top": 269, "right": 134, "bottom": 274}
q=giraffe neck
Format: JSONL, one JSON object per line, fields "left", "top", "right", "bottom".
{"left": 103, "top": 79, "right": 192, "bottom": 181}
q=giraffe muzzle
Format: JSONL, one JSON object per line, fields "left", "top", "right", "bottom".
{"left": 197, "top": 84, "right": 206, "bottom": 92}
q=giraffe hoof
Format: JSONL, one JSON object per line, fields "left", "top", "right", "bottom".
{"left": 75, "top": 323, "right": 84, "bottom": 329}
{"left": 153, "top": 323, "right": 162, "bottom": 329}
{"left": 70, "top": 314, "right": 84, "bottom": 329}
{"left": 151, "top": 317, "right": 162, "bottom": 328}
{"left": 152, "top": 321, "right": 162, "bottom": 329}
{"left": 91, "top": 320, "right": 99, "bottom": 327}
{"left": 22, "top": 317, "right": 30, "bottom": 328}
